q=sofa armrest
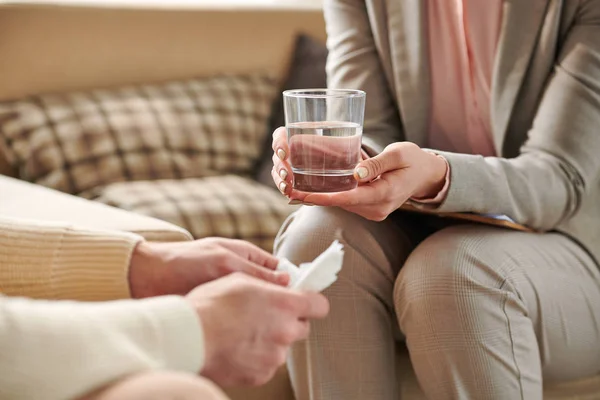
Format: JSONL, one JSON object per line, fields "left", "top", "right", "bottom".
{"left": 0, "top": 176, "right": 193, "bottom": 242}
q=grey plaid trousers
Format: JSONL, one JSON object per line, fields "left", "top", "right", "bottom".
{"left": 275, "top": 206, "right": 600, "bottom": 400}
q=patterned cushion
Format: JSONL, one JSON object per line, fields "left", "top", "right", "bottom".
{"left": 94, "top": 175, "right": 298, "bottom": 251}
{"left": 0, "top": 74, "right": 277, "bottom": 196}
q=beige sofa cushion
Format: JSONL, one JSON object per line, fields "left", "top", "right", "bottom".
{"left": 0, "top": 174, "right": 191, "bottom": 242}
{"left": 0, "top": 73, "right": 277, "bottom": 196}
{"left": 94, "top": 175, "right": 297, "bottom": 251}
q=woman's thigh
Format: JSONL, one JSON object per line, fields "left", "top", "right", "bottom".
{"left": 396, "top": 224, "right": 600, "bottom": 383}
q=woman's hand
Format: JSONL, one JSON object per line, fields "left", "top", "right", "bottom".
{"left": 271, "top": 127, "right": 448, "bottom": 221}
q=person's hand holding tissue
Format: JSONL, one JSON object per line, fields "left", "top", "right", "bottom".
{"left": 184, "top": 241, "right": 343, "bottom": 387}
{"left": 188, "top": 273, "right": 329, "bottom": 387}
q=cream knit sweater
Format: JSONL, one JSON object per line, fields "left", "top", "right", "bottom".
{"left": 0, "top": 216, "right": 204, "bottom": 400}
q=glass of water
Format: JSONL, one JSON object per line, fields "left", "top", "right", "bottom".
{"left": 283, "top": 89, "right": 366, "bottom": 193}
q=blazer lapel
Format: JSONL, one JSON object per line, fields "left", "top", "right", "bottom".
{"left": 491, "top": 0, "right": 549, "bottom": 154}
{"left": 385, "top": 0, "right": 429, "bottom": 147}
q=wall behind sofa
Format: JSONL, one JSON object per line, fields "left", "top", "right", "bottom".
{"left": 0, "top": 2, "right": 326, "bottom": 100}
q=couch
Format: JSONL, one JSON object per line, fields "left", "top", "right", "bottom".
{"left": 1, "top": 2, "right": 599, "bottom": 399}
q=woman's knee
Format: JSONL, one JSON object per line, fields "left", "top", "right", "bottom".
{"left": 275, "top": 206, "right": 364, "bottom": 263}
{"left": 81, "top": 371, "right": 228, "bottom": 400}
{"left": 275, "top": 207, "right": 412, "bottom": 289}
{"left": 394, "top": 225, "right": 516, "bottom": 328}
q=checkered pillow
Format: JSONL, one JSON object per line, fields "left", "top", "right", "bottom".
{"left": 0, "top": 74, "right": 277, "bottom": 196}
{"left": 95, "top": 175, "right": 298, "bottom": 251}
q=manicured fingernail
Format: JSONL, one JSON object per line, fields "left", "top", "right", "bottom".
{"left": 279, "top": 169, "right": 288, "bottom": 180}
{"left": 277, "top": 148, "right": 287, "bottom": 160}
{"left": 355, "top": 167, "right": 369, "bottom": 179}
{"left": 279, "top": 182, "right": 287, "bottom": 193}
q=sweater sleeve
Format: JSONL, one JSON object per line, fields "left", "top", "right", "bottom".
{"left": 0, "top": 216, "right": 143, "bottom": 301}
{"left": 0, "top": 295, "right": 204, "bottom": 400}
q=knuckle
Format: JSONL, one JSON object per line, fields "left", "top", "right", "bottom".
{"left": 215, "top": 250, "right": 233, "bottom": 267}
{"left": 369, "top": 157, "right": 384, "bottom": 176}
{"left": 271, "top": 169, "right": 281, "bottom": 183}
{"left": 256, "top": 371, "right": 276, "bottom": 386}
{"left": 276, "top": 348, "right": 288, "bottom": 366}
{"left": 403, "top": 141, "right": 420, "bottom": 152}
{"left": 211, "top": 238, "right": 232, "bottom": 248}
{"left": 272, "top": 126, "right": 286, "bottom": 139}
{"left": 254, "top": 376, "right": 270, "bottom": 387}
{"left": 200, "top": 237, "right": 219, "bottom": 246}
{"left": 240, "top": 374, "right": 262, "bottom": 387}
{"left": 272, "top": 152, "right": 281, "bottom": 166}
{"left": 377, "top": 211, "right": 389, "bottom": 221}
{"left": 297, "top": 322, "right": 310, "bottom": 340}
{"left": 277, "top": 328, "right": 297, "bottom": 344}
{"left": 230, "top": 271, "right": 251, "bottom": 282}
{"left": 277, "top": 296, "right": 299, "bottom": 312}
{"left": 264, "top": 348, "right": 286, "bottom": 367}
{"left": 368, "top": 210, "right": 388, "bottom": 222}
{"left": 400, "top": 142, "right": 420, "bottom": 159}
{"left": 261, "top": 270, "right": 278, "bottom": 282}
{"left": 271, "top": 324, "right": 294, "bottom": 344}
{"left": 382, "top": 188, "right": 395, "bottom": 203}
{"left": 386, "top": 143, "right": 407, "bottom": 161}
{"left": 271, "top": 128, "right": 286, "bottom": 149}
{"left": 384, "top": 205, "right": 396, "bottom": 217}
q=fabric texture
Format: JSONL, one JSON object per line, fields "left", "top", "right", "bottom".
{"left": 0, "top": 216, "right": 142, "bottom": 301}
{"left": 427, "top": 0, "right": 501, "bottom": 157}
{"left": 276, "top": 206, "right": 600, "bottom": 400}
{"left": 0, "top": 74, "right": 277, "bottom": 197}
{"left": 95, "top": 175, "right": 298, "bottom": 252}
{"left": 255, "top": 34, "right": 328, "bottom": 188}
{"left": 0, "top": 216, "right": 204, "bottom": 400}
{"left": 0, "top": 295, "right": 203, "bottom": 400}
{"left": 324, "top": 0, "right": 600, "bottom": 267}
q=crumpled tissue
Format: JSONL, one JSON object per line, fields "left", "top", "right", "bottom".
{"left": 277, "top": 240, "right": 344, "bottom": 292}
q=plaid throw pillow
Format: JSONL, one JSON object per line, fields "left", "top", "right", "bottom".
{"left": 95, "top": 175, "right": 298, "bottom": 252}
{"left": 0, "top": 74, "right": 277, "bottom": 196}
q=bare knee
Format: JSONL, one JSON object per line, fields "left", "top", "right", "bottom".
{"left": 81, "top": 371, "right": 229, "bottom": 400}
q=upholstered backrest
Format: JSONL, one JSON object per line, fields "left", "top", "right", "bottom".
{"left": 0, "top": 1, "right": 326, "bottom": 176}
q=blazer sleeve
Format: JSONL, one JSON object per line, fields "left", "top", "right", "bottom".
{"left": 0, "top": 216, "right": 142, "bottom": 301}
{"left": 0, "top": 295, "right": 203, "bottom": 400}
{"left": 427, "top": 2, "right": 600, "bottom": 230}
{"left": 324, "top": 0, "right": 404, "bottom": 155}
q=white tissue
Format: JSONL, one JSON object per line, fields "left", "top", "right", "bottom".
{"left": 277, "top": 240, "right": 345, "bottom": 292}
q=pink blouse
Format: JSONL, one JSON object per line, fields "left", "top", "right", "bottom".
{"left": 415, "top": 0, "right": 503, "bottom": 203}
{"left": 427, "top": 0, "right": 502, "bottom": 156}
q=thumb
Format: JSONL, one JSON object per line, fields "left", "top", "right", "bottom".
{"left": 353, "top": 151, "right": 399, "bottom": 183}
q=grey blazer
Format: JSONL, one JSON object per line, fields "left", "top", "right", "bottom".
{"left": 323, "top": 0, "right": 600, "bottom": 264}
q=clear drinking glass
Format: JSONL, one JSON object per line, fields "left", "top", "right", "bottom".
{"left": 283, "top": 89, "right": 366, "bottom": 193}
